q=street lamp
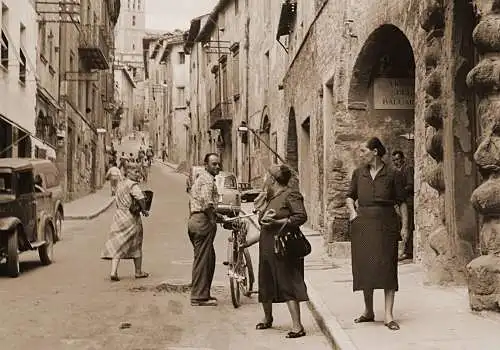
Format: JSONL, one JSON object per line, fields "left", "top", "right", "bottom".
{"left": 237, "top": 121, "right": 287, "bottom": 165}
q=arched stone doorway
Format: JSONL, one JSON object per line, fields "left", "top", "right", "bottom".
{"left": 348, "top": 24, "right": 415, "bottom": 162}
{"left": 286, "top": 108, "right": 299, "bottom": 172}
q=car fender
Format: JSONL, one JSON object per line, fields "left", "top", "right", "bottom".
{"left": 54, "top": 199, "right": 64, "bottom": 217}
{"left": 0, "top": 217, "right": 22, "bottom": 232}
{"left": 37, "top": 212, "right": 55, "bottom": 243}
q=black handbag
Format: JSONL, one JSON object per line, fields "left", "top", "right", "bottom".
{"left": 274, "top": 221, "right": 312, "bottom": 259}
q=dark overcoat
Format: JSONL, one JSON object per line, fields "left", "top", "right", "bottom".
{"left": 348, "top": 163, "right": 406, "bottom": 291}
{"left": 258, "top": 189, "right": 309, "bottom": 303}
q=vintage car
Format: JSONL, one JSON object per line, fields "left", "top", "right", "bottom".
{"left": 215, "top": 171, "right": 241, "bottom": 217}
{"left": 32, "top": 159, "right": 64, "bottom": 240}
{"left": 238, "top": 182, "right": 262, "bottom": 203}
{"left": 0, "top": 159, "right": 57, "bottom": 277}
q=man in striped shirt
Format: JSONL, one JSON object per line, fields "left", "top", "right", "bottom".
{"left": 188, "top": 153, "right": 222, "bottom": 306}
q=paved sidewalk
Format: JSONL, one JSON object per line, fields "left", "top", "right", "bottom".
{"left": 64, "top": 182, "right": 115, "bottom": 220}
{"left": 240, "top": 202, "right": 500, "bottom": 350}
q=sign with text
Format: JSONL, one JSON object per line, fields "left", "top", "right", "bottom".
{"left": 373, "top": 78, "right": 415, "bottom": 110}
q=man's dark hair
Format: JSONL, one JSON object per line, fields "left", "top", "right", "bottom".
{"left": 204, "top": 152, "right": 219, "bottom": 164}
{"left": 392, "top": 150, "right": 405, "bottom": 159}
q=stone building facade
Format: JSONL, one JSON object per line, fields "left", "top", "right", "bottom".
{"left": 186, "top": 0, "right": 289, "bottom": 188}
{"left": 113, "top": 67, "right": 136, "bottom": 137}
{"left": 56, "top": 0, "right": 119, "bottom": 200}
{"left": 0, "top": 0, "right": 37, "bottom": 158}
{"left": 277, "top": 0, "right": 500, "bottom": 312}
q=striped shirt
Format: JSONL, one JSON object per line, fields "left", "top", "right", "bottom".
{"left": 189, "top": 169, "right": 219, "bottom": 213}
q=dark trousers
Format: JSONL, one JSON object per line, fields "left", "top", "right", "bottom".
{"left": 188, "top": 213, "right": 217, "bottom": 301}
{"left": 403, "top": 205, "right": 415, "bottom": 257}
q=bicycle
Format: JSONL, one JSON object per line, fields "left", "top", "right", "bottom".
{"left": 221, "top": 213, "right": 257, "bottom": 308}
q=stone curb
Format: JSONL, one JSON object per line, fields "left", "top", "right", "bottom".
{"left": 305, "top": 279, "right": 358, "bottom": 350}
{"left": 65, "top": 197, "right": 115, "bottom": 220}
{"left": 240, "top": 206, "right": 356, "bottom": 350}
{"left": 155, "top": 159, "right": 188, "bottom": 176}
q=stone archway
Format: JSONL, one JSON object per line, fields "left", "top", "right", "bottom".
{"left": 348, "top": 24, "right": 416, "bottom": 164}
{"left": 286, "top": 108, "right": 299, "bottom": 172}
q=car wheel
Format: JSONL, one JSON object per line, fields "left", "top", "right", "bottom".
{"left": 55, "top": 209, "right": 63, "bottom": 240}
{"left": 7, "top": 229, "right": 20, "bottom": 278}
{"left": 39, "top": 224, "right": 54, "bottom": 265}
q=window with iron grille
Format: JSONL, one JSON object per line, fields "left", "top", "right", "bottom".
{"left": 19, "top": 49, "right": 26, "bottom": 84}
{"left": 1, "top": 31, "right": 8, "bottom": 69}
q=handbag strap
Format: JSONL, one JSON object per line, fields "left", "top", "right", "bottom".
{"left": 276, "top": 219, "right": 289, "bottom": 237}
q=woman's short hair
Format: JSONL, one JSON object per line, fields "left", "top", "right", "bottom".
{"left": 366, "top": 137, "right": 386, "bottom": 157}
{"left": 268, "top": 164, "right": 293, "bottom": 186}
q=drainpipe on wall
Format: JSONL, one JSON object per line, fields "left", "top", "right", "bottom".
{"left": 245, "top": 4, "right": 251, "bottom": 183}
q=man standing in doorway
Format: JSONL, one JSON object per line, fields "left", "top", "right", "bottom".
{"left": 392, "top": 150, "right": 415, "bottom": 261}
{"left": 188, "top": 153, "right": 222, "bottom": 306}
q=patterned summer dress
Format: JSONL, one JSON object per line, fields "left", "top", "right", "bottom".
{"left": 101, "top": 178, "right": 145, "bottom": 259}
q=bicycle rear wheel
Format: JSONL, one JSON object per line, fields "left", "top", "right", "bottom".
{"left": 228, "top": 237, "right": 241, "bottom": 308}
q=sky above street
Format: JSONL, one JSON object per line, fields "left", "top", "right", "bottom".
{"left": 145, "top": 0, "right": 218, "bottom": 31}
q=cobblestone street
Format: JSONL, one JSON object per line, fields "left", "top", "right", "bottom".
{"left": 0, "top": 154, "right": 330, "bottom": 350}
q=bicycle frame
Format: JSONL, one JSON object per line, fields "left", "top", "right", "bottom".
{"left": 221, "top": 215, "right": 257, "bottom": 308}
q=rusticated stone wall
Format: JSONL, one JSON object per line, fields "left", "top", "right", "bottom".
{"left": 466, "top": 0, "right": 500, "bottom": 311}
{"left": 419, "top": 0, "right": 452, "bottom": 282}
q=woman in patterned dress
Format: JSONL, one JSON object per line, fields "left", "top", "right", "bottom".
{"left": 347, "top": 137, "right": 408, "bottom": 331}
{"left": 101, "top": 164, "right": 150, "bottom": 281}
{"left": 255, "top": 164, "right": 308, "bottom": 339}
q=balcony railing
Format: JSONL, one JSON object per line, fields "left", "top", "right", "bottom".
{"left": 78, "top": 25, "right": 110, "bottom": 70}
{"left": 209, "top": 101, "right": 232, "bottom": 129}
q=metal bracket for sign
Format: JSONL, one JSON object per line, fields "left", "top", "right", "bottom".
{"left": 64, "top": 71, "right": 99, "bottom": 81}
{"left": 36, "top": 0, "right": 81, "bottom": 23}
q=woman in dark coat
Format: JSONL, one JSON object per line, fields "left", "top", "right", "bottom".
{"left": 346, "top": 137, "right": 408, "bottom": 331}
{"left": 256, "top": 164, "right": 308, "bottom": 339}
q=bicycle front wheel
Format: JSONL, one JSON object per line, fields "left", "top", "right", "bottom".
{"left": 242, "top": 249, "right": 255, "bottom": 298}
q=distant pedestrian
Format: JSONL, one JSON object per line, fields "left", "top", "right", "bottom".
{"left": 347, "top": 137, "right": 408, "bottom": 331}
{"left": 391, "top": 150, "right": 415, "bottom": 261}
{"left": 187, "top": 153, "right": 222, "bottom": 306}
{"left": 161, "top": 143, "right": 167, "bottom": 162}
{"left": 101, "top": 165, "right": 150, "bottom": 281}
{"left": 255, "top": 164, "right": 308, "bottom": 339}
{"left": 146, "top": 146, "right": 154, "bottom": 166}
{"left": 105, "top": 162, "right": 122, "bottom": 196}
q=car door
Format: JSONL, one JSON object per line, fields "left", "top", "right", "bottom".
{"left": 17, "top": 170, "right": 37, "bottom": 242}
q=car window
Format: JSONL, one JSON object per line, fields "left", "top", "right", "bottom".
{"left": 18, "top": 171, "right": 34, "bottom": 195}
{"left": 0, "top": 173, "right": 12, "bottom": 194}
{"left": 224, "top": 175, "right": 237, "bottom": 189}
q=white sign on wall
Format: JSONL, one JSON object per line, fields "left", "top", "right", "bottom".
{"left": 373, "top": 78, "right": 415, "bottom": 110}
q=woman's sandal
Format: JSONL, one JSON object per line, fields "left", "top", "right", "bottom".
{"left": 135, "top": 272, "right": 149, "bottom": 279}
{"left": 255, "top": 317, "right": 273, "bottom": 330}
{"left": 286, "top": 328, "right": 306, "bottom": 339}
{"left": 354, "top": 314, "right": 375, "bottom": 323}
{"left": 110, "top": 275, "right": 120, "bottom": 282}
{"left": 384, "top": 320, "right": 400, "bottom": 331}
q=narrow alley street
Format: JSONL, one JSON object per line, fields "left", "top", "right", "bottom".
{"left": 0, "top": 138, "right": 330, "bottom": 350}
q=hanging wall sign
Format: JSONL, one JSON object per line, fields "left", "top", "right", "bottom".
{"left": 373, "top": 78, "right": 415, "bottom": 110}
